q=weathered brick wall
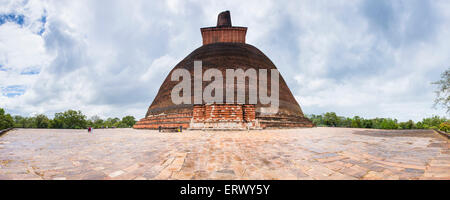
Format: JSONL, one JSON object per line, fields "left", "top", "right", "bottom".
{"left": 190, "top": 104, "right": 258, "bottom": 130}
{"left": 133, "top": 113, "right": 191, "bottom": 129}
{"left": 257, "top": 115, "right": 314, "bottom": 129}
{"left": 243, "top": 105, "right": 256, "bottom": 122}
{"left": 201, "top": 27, "right": 247, "bottom": 45}
{"left": 193, "top": 104, "right": 256, "bottom": 123}
{"left": 135, "top": 105, "right": 259, "bottom": 130}
{"left": 205, "top": 104, "right": 242, "bottom": 122}
{"left": 134, "top": 105, "right": 314, "bottom": 130}
{"left": 192, "top": 105, "right": 206, "bottom": 122}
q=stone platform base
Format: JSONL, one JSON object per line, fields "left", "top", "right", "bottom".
{"left": 133, "top": 113, "right": 191, "bottom": 129}
{"left": 258, "top": 115, "right": 314, "bottom": 128}
{"left": 134, "top": 104, "right": 314, "bottom": 130}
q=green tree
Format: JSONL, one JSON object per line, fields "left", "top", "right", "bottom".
{"left": 371, "top": 118, "right": 384, "bottom": 129}
{"left": 433, "top": 68, "right": 450, "bottom": 113}
{"left": 13, "top": 115, "right": 25, "bottom": 128}
{"left": 49, "top": 117, "right": 63, "bottom": 129}
{"left": 351, "top": 116, "right": 362, "bottom": 128}
{"left": 116, "top": 122, "right": 128, "bottom": 128}
{"left": 0, "top": 108, "right": 14, "bottom": 130}
{"left": 13, "top": 116, "right": 35, "bottom": 128}
{"left": 361, "top": 119, "right": 373, "bottom": 128}
{"left": 338, "top": 117, "right": 352, "bottom": 127}
{"left": 89, "top": 115, "right": 104, "bottom": 128}
{"left": 323, "top": 112, "right": 340, "bottom": 127}
{"left": 34, "top": 114, "right": 49, "bottom": 128}
{"left": 121, "top": 116, "right": 136, "bottom": 128}
{"left": 50, "top": 110, "right": 87, "bottom": 129}
{"left": 379, "top": 118, "right": 398, "bottom": 129}
{"left": 399, "top": 120, "right": 415, "bottom": 129}
{"left": 306, "top": 114, "right": 324, "bottom": 126}
{"left": 419, "top": 116, "right": 448, "bottom": 129}
{"left": 439, "top": 122, "right": 450, "bottom": 132}
{"left": 103, "top": 117, "right": 120, "bottom": 128}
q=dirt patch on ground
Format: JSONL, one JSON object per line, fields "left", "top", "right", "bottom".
{"left": 352, "top": 129, "right": 438, "bottom": 138}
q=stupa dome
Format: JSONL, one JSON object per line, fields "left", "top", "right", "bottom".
{"left": 134, "top": 11, "right": 313, "bottom": 130}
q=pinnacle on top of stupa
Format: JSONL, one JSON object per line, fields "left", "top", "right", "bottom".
{"left": 217, "top": 10, "right": 232, "bottom": 27}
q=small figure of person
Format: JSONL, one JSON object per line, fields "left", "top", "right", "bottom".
{"left": 88, "top": 127, "right": 92, "bottom": 133}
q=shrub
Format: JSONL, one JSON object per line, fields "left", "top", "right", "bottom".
{"left": 439, "top": 122, "right": 450, "bottom": 132}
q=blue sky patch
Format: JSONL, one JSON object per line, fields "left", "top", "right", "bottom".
{"left": 20, "top": 67, "right": 40, "bottom": 75}
{"left": 0, "top": 13, "right": 25, "bottom": 26}
{"left": 1, "top": 85, "right": 26, "bottom": 97}
{"left": 0, "top": 64, "right": 8, "bottom": 71}
{"left": 38, "top": 14, "right": 47, "bottom": 35}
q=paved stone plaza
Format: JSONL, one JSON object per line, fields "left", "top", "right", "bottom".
{"left": 0, "top": 128, "right": 448, "bottom": 180}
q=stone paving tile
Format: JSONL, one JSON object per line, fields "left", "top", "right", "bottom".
{"left": 108, "top": 170, "right": 125, "bottom": 178}
{"left": 339, "top": 165, "right": 368, "bottom": 179}
{"left": 362, "top": 171, "right": 385, "bottom": 180}
{"left": 0, "top": 128, "right": 448, "bottom": 180}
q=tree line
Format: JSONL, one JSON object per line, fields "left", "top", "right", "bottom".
{"left": 1, "top": 108, "right": 449, "bottom": 132}
{"left": 307, "top": 112, "right": 449, "bottom": 132}
{"left": 0, "top": 108, "right": 136, "bottom": 130}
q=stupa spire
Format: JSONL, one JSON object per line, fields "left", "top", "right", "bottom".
{"left": 200, "top": 11, "right": 247, "bottom": 45}
{"left": 217, "top": 10, "right": 232, "bottom": 27}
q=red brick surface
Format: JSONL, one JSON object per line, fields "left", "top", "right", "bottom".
{"left": 243, "top": 105, "right": 256, "bottom": 122}
{"left": 201, "top": 27, "right": 247, "bottom": 45}
{"left": 135, "top": 104, "right": 313, "bottom": 130}
{"left": 193, "top": 104, "right": 254, "bottom": 123}
{"left": 133, "top": 113, "right": 191, "bottom": 129}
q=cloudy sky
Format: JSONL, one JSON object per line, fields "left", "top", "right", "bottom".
{"left": 0, "top": 0, "right": 449, "bottom": 121}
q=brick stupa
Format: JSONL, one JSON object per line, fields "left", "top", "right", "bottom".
{"left": 134, "top": 11, "right": 313, "bottom": 130}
